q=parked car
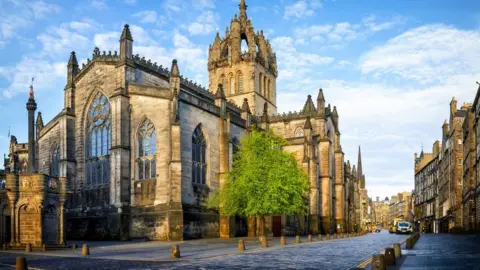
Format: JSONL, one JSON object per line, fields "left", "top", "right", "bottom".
{"left": 389, "top": 225, "right": 396, "bottom": 234}
{"left": 375, "top": 224, "right": 382, "bottom": 232}
{"left": 396, "top": 221, "right": 413, "bottom": 234}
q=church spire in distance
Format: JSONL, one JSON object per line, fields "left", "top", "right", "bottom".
{"left": 239, "top": 0, "right": 248, "bottom": 20}
{"left": 357, "top": 145, "right": 363, "bottom": 179}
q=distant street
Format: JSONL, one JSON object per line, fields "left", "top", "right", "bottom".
{"left": 0, "top": 231, "right": 407, "bottom": 269}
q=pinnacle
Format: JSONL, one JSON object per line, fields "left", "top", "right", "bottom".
{"left": 302, "top": 94, "right": 316, "bottom": 113}
{"left": 120, "top": 24, "right": 133, "bottom": 41}
{"left": 317, "top": 88, "right": 325, "bottom": 101}
{"left": 215, "top": 84, "right": 226, "bottom": 99}
{"left": 304, "top": 117, "right": 312, "bottom": 129}
{"left": 170, "top": 59, "right": 180, "bottom": 77}
{"left": 68, "top": 51, "right": 78, "bottom": 66}
{"left": 242, "top": 98, "right": 251, "bottom": 113}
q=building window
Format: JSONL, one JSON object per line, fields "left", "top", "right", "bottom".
{"left": 258, "top": 73, "right": 263, "bottom": 95}
{"left": 137, "top": 118, "right": 156, "bottom": 180}
{"left": 295, "top": 127, "right": 304, "bottom": 137}
{"left": 192, "top": 125, "right": 207, "bottom": 185}
{"left": 229, "top": 137, "right": 240, "bottom": 169}
{"left": 85, "top": 92, "right": 111, "bottom": 187}
{"left": 51, "top": 144, "right": 60, "bottom": 177}
{"left": 237, "top": 72, "right": 244, "bottom": 93}
{"left": 229, "top": 74, "right": 235, "bottom": 95}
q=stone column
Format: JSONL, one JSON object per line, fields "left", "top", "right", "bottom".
{"left": 26, "top": 89, "right": 37, "bottom": 174}
{"left": 319, "top": 139, "right": 331, "bottom": 234}
{"left": 9, "top": 202, "right": 15, "bottom": 245}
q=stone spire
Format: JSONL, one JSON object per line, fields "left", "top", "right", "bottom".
{"left": 26, "top": 78, "right": 37, "bottom": 173}
{"left": 317, "top": 88, "right": 325, "bottom": 115}
{"left": 357, "top": 146, "right": 363, "bottom": 179}
{"left": 332, "top": 106, "right": 338, "bottom": 125}
{"left": 302, "top": 95, "right": 316, "bottom": 114}
{"left": 239, "top": 0, "right": 248, "bottom": 21}
{"left": 215, "top": 84, "right": 226, "bottom": 100}
{"left": 36, "top": 111, "right": 44, "bottom": 139}
{"left": 120, "top": 24, "right": 133, "bottom": 60}
{"left": 170, "top": 59, "right": 180, "bottom": 77}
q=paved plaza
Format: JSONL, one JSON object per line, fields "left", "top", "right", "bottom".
{"left": 0, "top": 231, "right": 407, "bottom": 269}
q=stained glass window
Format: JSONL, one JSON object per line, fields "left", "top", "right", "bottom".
{"left": 85, "top": 92, "right": 111, "bottom": 187}
{"left": 137, "top": 119, "right": 156, "bottom": 180}
{"left": 51, "top": 144, "right": 60, "bottom": 177}
{"left": 192, "top": 125, "right": 206, "bottom": 185}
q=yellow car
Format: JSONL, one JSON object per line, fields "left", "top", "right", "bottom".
{"left": 389, "top": 225, "right": 397, "bottom": 234}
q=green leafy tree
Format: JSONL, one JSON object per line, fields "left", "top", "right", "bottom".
{"left": 206, "top": 126, "right": 309, "bottom": 236}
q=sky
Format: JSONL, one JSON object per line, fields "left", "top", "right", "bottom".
{"left": 2, "top": 0, "right": 480, "bottom": 200}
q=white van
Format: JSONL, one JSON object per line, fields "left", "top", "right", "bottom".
{"left": 396, "top": 221, "right": 412, "bottom": 234}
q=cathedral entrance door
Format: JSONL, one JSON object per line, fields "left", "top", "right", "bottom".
{"left": 272, "top": 216, "right": 282, "bottom": 237}
{"left": 4, "top": 216, "right": 10, "bottom": 243}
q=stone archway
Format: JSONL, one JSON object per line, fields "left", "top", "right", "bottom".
{"left": 18, "top": 204, "right": 38, "bottom": 244}
{"left": 43, "top": 205, "right": 58, "bottom": 244}
{"left": 1, "top": 205, "right": 11, "bottom": 243}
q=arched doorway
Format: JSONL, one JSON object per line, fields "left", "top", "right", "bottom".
{"left": 1, "top": 205, "right": 10, "bottom": 243}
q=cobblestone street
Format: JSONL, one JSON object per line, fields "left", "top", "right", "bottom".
{"left": 0, "top": 231, "right": 407, "bottom": 269}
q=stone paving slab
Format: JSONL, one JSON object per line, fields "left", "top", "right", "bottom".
{"left": 364, "top": 233, "right": 480, "bottom": 270}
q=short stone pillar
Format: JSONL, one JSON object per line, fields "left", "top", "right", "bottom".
{"left": 82, "top": 244, "right": 90, "bottom": 256}
{"left": 2, "top": 243, "right": 7, "bottom": 250}
{"left": 238, "top": 240, "right": 245, "bottom": 251}
{"left": 384, "top": 247, "right": 396, "bottom": 265}
{"left": 295, "top": 235, "right": 301, "bottom": 244}
{"left": 317, "top": 234, "right": 322, "bottom": 241}
{"left": 308, "top": 234, "right": 313, "bottom": 242}
{"left": 393, "top": 243, "right": 401, "bottom": 258}
{"left": 371, "top": 254, "right": 386, "bottom": 270}
{"left": 16, "top": 257, "right": 28, "bottom": 270}
{"left": 170, "top": 245, "right": 180, "bottom": 258}
{"left": 280, "top": 236, "right": 286, "bottom": 245}
{"left": 25, "top": 243, "right": 31, "bottom": 253}
{"left": 326, "top": 234, "right": 330, "bottom": 240}
{"left": 406, "top": 238, "right": 413, "bottom": 249}
{"left": 72, "top": 244, "right": 77, "bottom": 250}
{"left": 260, "top": 236, "right": 268, "bottom": 248}
{"left": 42, "top": 244, "right": 46, "bottom": 251}
{"left": 333, "top": 233, "right": 337, "bottom": 239}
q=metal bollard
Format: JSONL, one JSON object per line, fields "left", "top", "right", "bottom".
{"left": 317, "top": 234, "right": 322, "bottom": 241}
{"left": 384, "top": 247, "right": 396, "bottom": 265}
{"left": 25, "top": 243, "right": 31, "bottom": 253}
{"left": 393, "top": 243, "right": 402, "bottom": 258}
{"left": 295, "top": 235, "right": 301, "bottom": 244}
{"left": 82, "top": 244, "right": 90, "bottom": 256}
{"left": 16, "top": 257, "right": 28, "bottom": 270}
{"left": 308, "top": 234, "right": 313, "bottom": 242}
{"left": 260, "top": 236, "right": 268, "bottom": 248}
{"left": 280, "top": 236, "right": 287, "bottom": 245}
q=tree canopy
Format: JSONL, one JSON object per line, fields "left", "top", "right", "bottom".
{"left": 206, "top": 126, "right": 309, "bottom": 218}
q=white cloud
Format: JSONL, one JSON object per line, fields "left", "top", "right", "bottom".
{"left": 37, "top": 26, "right": 90, "bottom": 57}
{"left": 294, "top": 15, "right": 406, "bottom": 46}
{"left": 187, "top": 11, "right": 218, "bottom": 36}
{"left": 272, "top": 36, "right": 335, "bottom": 69}
{"left": 284, "top": 0, "right": 322, "bottom": 20}
{"left": 93, "top": 32, "right": 118, "bottom": 52}
{"left": 193, "top": 0, "right": 215, "bottom": 9}
{"left": 70, "top": 21, "right": 95, "bottom": 32}
{"left": 90, "top": 0, "right": 107, "bottom": 10}
{"left": 133, "top": 10, "right": 158, "bottom": 24}
{"left": 360, "top": 24, "right": 480, "bottom": 84}
{"left": 27, "top": 1, "right": 61, "bottom": 19}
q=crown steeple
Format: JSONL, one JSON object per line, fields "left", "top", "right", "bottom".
{"left": 239, "top": 0, "right": 248, "bottom": 20}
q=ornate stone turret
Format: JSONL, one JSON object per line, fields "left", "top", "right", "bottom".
{"left": 215, "top": 84, "right": 227, "bottom": 117}
{"left": 26, "top": 80, "right": 37, "bottom": 174}
{"left": 208, "top": 0, "right": 278, "bottom": 116}
{"left": 64, "top": 51, "right": 79, "bottom": 110}
{"left": 36, "top": 112, "right": 43, "bottom": 139}
{"left": 241, "top": 98, "right": 252, "bottom": 130}
{"left": 169, "top": 59, "right": 180, "bottom": 95}
{"left": 317, "top": 89, "right": 325, "bottom": 116}
{"left": 302, "top": 95, "right": 316, "bottom": 115}
{"left": 119, "top": 24, "right": 133, "bottom": 61}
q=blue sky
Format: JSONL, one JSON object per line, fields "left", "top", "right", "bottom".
{"left": 2, "top": 0, "right": 480, "bottom": 199}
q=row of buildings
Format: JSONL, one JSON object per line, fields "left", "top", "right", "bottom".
{"left": 0, "top": 1, "right": 375, "bottom": 246}
{"left": 371, "top": 192, "right": 414, "bottom": 230}
{"left": 415, "top": 89, "right": 480, "bottom": 233}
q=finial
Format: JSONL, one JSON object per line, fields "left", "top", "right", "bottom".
{"left": 120, "top": 24, "right": 133, "bottom": 41}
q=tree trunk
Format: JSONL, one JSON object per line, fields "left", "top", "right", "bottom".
{"left": 257, "top": 215, "right": 266, "bottom": 237}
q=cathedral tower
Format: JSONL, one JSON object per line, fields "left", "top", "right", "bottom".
{"left": 208, "top": 0, "right": 278, "bottom": 116}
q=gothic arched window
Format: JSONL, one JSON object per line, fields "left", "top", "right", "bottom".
{"left": 229, "top": 137, "right": 240, "bottom": 169}
{"left": 192, "top": 125, "right": 206, "bottom": 185}
{"left": 220, "top": 75, "right": 226, "bottom": 90}
{"left": 85, "top": 92, "right": 111, "bottom": 187}
{"left": 295, "top": 127, "right": 304, "bottom": 138}
{"left": 51, "top": 144, "right": 60, "bottom": 177}
{"left": 258, "top": 73, "right": 263, "bottom": 94}
{"left": 229, "top": 74, "right": 235, "bottom": 95}
{"left": 237, "top": 72, "right": 244, "bottom": 93}
{"left": 137, "top": 119, "right": 156, "bottom": 180}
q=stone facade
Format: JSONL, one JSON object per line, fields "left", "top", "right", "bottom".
{"left": 372, "top": 197, "right": 389, "bottom": 229}
{"left": 414, "top": 141, "right": 440, "bottom": 233}
{"left": 471, "top": 85, "right": 480, "bottom": 231}
{"left": 461, "top": 105, "right": 476, "bottom": 231}
{"left": 2, "top": 0, "right": 365, "bottom": 241}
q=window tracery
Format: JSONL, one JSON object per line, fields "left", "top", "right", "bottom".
{"left": 51, "top": 144, "right": 60, "bottom": 177}
{"left": 85, "top": 92, "right": 111, "bottom": 187}
{"left": 137, "top": 118, "right": 156, "bottom": 180}
{"left": 192, "top": 125, "right": 206, "bottom": 185}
